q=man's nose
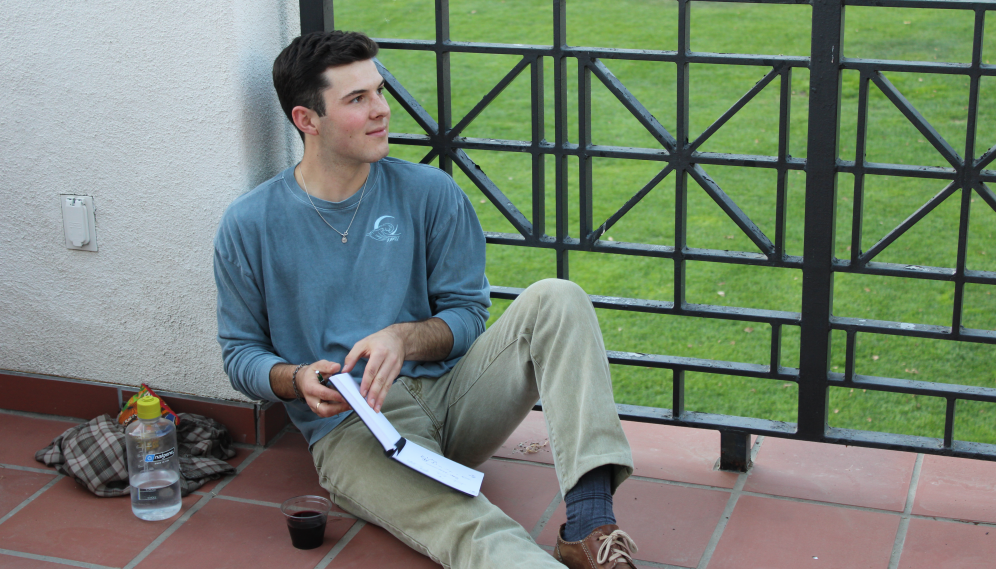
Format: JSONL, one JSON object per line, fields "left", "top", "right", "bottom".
{"left": 372, "top": 94, "right": 390, "bottom": 118}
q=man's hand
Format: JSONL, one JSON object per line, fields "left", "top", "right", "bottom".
{"left": 270, "top": 360, "right": 351, "bottom": 417}
{"left": 343, "top": 318, "right": 453, "bottom": 413}
{"left": 343, "top": 328, "right": 405, "bottom": 413}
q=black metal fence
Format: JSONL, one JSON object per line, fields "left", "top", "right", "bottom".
{"left": 300, "top": 0, "right": 996, "bottom": 469}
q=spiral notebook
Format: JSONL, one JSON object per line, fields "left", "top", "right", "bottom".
{"left": 323, "top": 372, "right": 484, "bottom": 497}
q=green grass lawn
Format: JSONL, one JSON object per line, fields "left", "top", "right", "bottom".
{"left": 332, "top": 0, "right": 996, "bottom": 443}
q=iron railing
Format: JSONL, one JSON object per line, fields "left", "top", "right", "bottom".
{"left": 300, "top": 0, "right": 996, "bottom": 469}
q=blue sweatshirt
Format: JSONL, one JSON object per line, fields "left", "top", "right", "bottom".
{"left": 214, "top": 158, "right": 490, "bottom": 445}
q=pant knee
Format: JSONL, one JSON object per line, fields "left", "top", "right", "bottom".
{"left": 523, "top": 278, "right": 588, "bottom": 305}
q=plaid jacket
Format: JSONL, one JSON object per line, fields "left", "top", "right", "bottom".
{"left": 36, "top": 413, "right": 237, "bottom": 497}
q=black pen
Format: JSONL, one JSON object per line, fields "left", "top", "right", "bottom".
{"left": 315, "top": 370, "right": 337, "bottom": 390}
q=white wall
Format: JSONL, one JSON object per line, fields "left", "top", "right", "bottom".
{"left": 0, "top": 1, "right": 304, "bottom": 401}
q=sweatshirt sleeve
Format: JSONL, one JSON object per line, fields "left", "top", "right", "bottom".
{"left": 425, "top": 178, "right": 491, "bottom": 360}
{"left": 213, "top": 218, "right": 286, "bottom": 402}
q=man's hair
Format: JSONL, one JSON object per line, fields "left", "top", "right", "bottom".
{"left": 272, "top": 31, "right": 380, "bottom": 128}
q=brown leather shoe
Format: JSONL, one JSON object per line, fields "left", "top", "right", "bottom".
{"left": 553, "top": 524, "right": 638, "bottom": 568}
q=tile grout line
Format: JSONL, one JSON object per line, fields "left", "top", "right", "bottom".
{"left": 908, "top": 514, "right": 996, "bottom": 528}
{"left": 120, "top": 442, "right": 271, "bottom": 569}
{"left": 195, "top": 493, "right": 282, "bottom": 508}
{"left": 0, "top": 549, "right": 118, "bottom": 569}
{"left": 0, "top": 408, "right": 86, "bottom": 423}
{"left": 314, "top": 519, "right": 367, "bottom": 569}
{"left": 887, "top": 453, "right": 923, "bottom": 569}
{"left": 490, "top": 455, "right": 556, "bottom": 469}
{"left": 489, "top": 455, "right": 740, "bottom": 494}
{"left": 204, "top": 493, "right": 356, "bottom": 519}
{"left": 0, "top": 422, "right": 275, "bottom": 567}
{"left": 227, "top": 441, "right": 272, "bottom": 478}
{"left": 737, "top": 491, "right": 908, "bottom": 515}
{"left": 694, "top": 436, "right": 764, "bottom": 569}
{"left": 625, "top": 559, "right": 690, "bottom": 569}
{"left": 0, "top": 462, "right": 63, "bottom": 475}
{"left": 628, "top": 474, "right": 736, "bottom": 493}
{"left": 121, "top": 493, "right": 214, "bottom": 569}
{"left": 530, "top": 490, "right": 563, "bottom": 541}
{"left": 0, "top": 474, "right": 63, "bottom": 527}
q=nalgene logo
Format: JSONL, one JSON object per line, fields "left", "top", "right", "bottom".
{"left": 144, "top": 448, "right": 175, "bottom": 462}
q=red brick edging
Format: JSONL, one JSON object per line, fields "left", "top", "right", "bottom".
{"left": 0, "top": 371, "right": 288, "bottom": 446}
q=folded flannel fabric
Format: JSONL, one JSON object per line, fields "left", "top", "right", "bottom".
{"left": 36, "top": 413, "right": 237, "bottom": 497}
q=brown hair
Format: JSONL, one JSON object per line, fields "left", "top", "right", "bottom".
{"left": 272, "top": 31, "right": 380, "bottom": 131}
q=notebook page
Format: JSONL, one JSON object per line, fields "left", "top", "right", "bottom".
{"left": 393, "top": 440, "right": 484, "bottom": 497}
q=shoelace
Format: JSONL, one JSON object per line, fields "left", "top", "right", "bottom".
{"left": 596, "top": 529, "right": 638, "bottom": 566}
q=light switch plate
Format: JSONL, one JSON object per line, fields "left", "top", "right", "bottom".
{"left": 60, "top": 194, "right": 98, "bottom": 252}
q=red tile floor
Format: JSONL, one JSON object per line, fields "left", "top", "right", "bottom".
{"left": 2, "top": 408, "right": 995, "bottom": 568}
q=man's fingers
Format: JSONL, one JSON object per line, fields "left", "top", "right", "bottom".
{"left": 373, "top": 358, "right": 402, "bottom": 412}
{"left": 343, "top": 342, "right": 368, "bottom": 374}
{"left": 302, "top": 361, "right": 351, "bottom": 417}
{"left": 365, "top": 352, "right": 401, "bottom": 412}
{"left": 361, "top": 347, "right": 393, "bottom": 400}
{"left": 314, "top": 360, "right": 341, "bottom": 375}
{"left": 359, "top": 343, "right": 393, "bottom": 397}
{"left": 313, "top": 391, "right": 351, "bottom": 417}
{"left": 315, "top": 399, "right": 350, "bottom": 417}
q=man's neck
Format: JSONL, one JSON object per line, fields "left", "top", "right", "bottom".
{"left": 296, "top": 152, "right": 371, "bottom": 203}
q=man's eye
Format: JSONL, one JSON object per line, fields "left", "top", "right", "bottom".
{"left": 352, "top": 96, "right": 363, "bottom": 103}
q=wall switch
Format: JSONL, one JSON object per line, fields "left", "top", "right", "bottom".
{"left": 61, "top": 195, "right": 98, "bottom": 251}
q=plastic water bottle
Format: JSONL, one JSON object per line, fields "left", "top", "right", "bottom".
{"left": 125, "top": 396, "right": 182, "bottom": 520}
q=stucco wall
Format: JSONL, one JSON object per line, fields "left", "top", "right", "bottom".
{"left": 0, "top": 1, "right": 304, "bottom": 401}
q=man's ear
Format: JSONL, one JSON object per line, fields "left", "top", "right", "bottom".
{"left": 291, "top": 106, "right": 320, "bottom": 137}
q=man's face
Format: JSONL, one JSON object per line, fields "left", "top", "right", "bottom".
{"left": 314, "top": 59, "right": 391, "bottom": 165}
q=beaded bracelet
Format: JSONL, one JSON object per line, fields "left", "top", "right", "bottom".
{"left": 291, "top": 363, "right": 309, "bottom": 400}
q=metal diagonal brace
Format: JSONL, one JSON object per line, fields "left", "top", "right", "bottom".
{"left": 977, "top": 143, "right": 996, "bottom": 172}
{"left": 375, "top": 59, "right": 440, "bottom": 137}
{"left": 687, "top": 164, "right": 776, "bottom": 257}
{"left": 870, "top": 71, "right": 963, "bottom": 170}
{"left": 447, "top": 56, "right": 533, "bottom": 141}
{"left": 857, "top": 181, "right": 960, "bottom": 264}
{"left": 591, "top": 164, "right": 675, "bottom": 241}
{"left": 450, "top": 149, "right": 533, "bottom": 238}
{"left": 588, "top": 59, "right": 677, "bottom": 153}
{"left": 975, "top": 182, "right": 996, "bottom": 215}
{"left": 687, "top": 67, "right": 782, "bottom": 155}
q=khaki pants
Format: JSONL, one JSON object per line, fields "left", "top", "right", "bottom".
{"left": 311, "top": 279, "right": 634, "bottom": 568}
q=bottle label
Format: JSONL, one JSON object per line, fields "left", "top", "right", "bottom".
{"left": 144, "top": 447, "right": 175, "bottom": 463}
{"left": 137, "top": 488, "right": 159, "bottom": 501}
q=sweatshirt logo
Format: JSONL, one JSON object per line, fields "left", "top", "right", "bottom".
{"left": 367, "top": 215, "right": 401, "bottom": 242}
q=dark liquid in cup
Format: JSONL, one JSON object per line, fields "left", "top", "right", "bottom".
{"left": 287, "top": 510, "right": 326, "bottom": 549}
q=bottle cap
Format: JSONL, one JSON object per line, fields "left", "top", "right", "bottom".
{"left": 137, "top": 396, "right": 161, "bottom": 420}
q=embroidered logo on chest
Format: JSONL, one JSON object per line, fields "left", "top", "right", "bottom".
{"left": 367, "top": 215, "right": 401, "bottom": 242}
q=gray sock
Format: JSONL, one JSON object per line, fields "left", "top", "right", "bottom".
{"left": 563, "top": 465, "right": 615, "bottom": 542}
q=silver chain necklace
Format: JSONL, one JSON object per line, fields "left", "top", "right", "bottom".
{"left": 299, "top": 166, "right": 368, "bottom": 244}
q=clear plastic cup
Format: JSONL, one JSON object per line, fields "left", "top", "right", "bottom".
{"left": 280, "top": 495, "right": 331, "bottom": 549}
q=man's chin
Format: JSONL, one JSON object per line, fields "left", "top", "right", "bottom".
{"left": 372, "top": 144, "right": 390, "bottom": 162}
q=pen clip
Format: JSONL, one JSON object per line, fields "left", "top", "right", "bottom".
{"left": 315, "top": 370, "right": 337, "bottom": 391}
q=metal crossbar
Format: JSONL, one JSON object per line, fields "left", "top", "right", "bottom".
{"left": 301, "top": 0, "right": 996, "bottom": 467}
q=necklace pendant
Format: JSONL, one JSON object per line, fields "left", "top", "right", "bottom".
{"left": 341, "top": 236, "right": 348, "bottom": 244}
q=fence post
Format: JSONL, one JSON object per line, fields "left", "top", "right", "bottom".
{"left": 798, "top": 0, "right": 844, "bottom": 440}
{"left": 720, "top": 432, "right": 752, "bottom": 472}
{"left": 299, "top": 0, "right": 332, "bottom": 34}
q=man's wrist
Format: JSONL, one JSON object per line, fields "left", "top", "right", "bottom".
{"left": 290, "top": 363, "right": 309, "bottom": 400}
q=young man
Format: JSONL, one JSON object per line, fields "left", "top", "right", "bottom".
{"left": 214, "top": 30, "right": 638, "bottom": 568}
